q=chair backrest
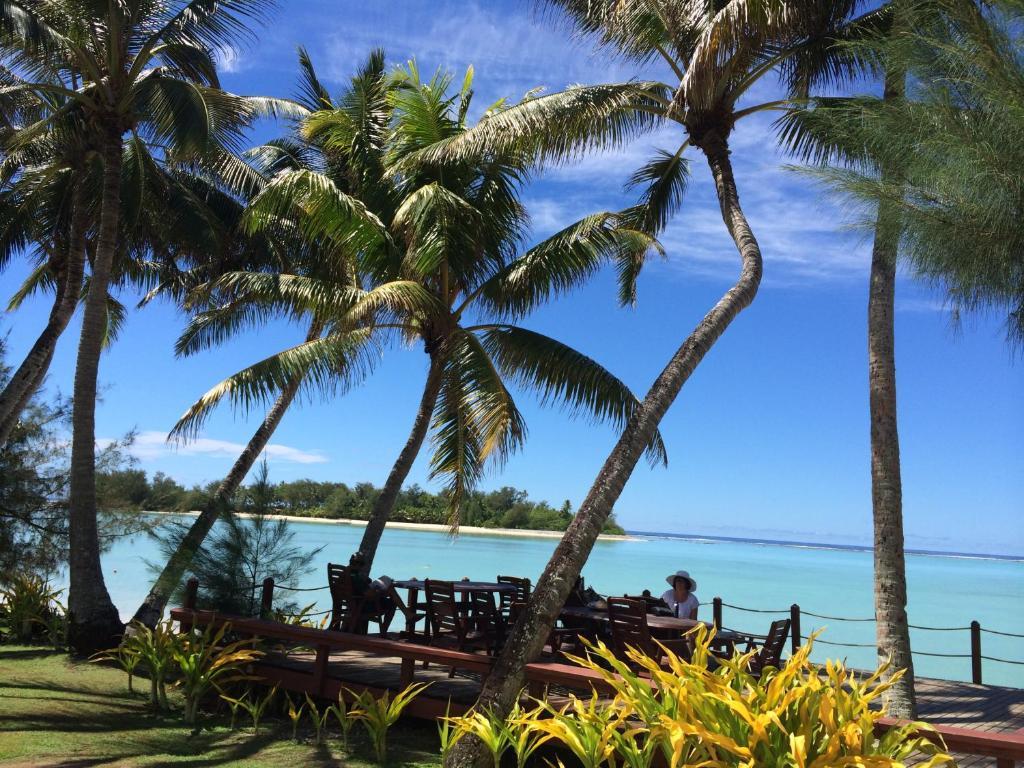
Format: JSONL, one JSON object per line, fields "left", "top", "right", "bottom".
{"left": 469, "top": 590, "right": 501, "bottom": 639}
{"left": 622, "top": 592, "right": 663, "bottom": 612}
{"left": 753, "top": 618, "right": 791, "bottom": 674}
{"left": 497, "top": 576, "right": 531, "bottom": 618}
{"left": 424, "top": 580, "right": 463, "bottom": 640}
{"left": 606, "top": 597, "right": 656, "bottom": 659}
{"left": 327, "top": 563, "right": 358, "bottom": 631}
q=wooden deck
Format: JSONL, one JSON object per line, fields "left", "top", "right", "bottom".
{"left": 171, "top": 608, "right": 1024, "bottom": 766}
{"left": 910, "top": 677, "right": 1024, "bottom": 766}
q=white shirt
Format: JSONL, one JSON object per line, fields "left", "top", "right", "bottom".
{"left": 660, "top": 589, "right": 699, "bottom": 619}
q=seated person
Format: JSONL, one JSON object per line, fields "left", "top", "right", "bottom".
{"left": 348, "top": 552, "right": 396, "bottom": 629}
{"left": 661, "top": 570, "right": 699, "bottom": 620}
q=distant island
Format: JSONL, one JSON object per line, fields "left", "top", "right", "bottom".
{"left": 96, "top": 469, "right": 626, "bottom": 535}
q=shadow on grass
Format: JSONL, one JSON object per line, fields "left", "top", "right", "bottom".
{"left": 0, "top": 679, "right": 146, "bottom": 703}
{"left": 0, "top": 646, "right": 65, "bottom": 661}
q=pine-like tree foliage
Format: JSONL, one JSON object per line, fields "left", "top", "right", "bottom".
{"left": 779, "top": 0, "right": 1024, "bottom": 344}
{"left": 156, "top": 461, "right": 321, "bottom": 616}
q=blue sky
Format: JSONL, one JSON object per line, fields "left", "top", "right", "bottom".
{"left": 3, "top": 1, "right": 1022, "bottom": 555}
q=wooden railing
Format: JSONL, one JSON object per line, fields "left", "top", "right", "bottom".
{"left": 170, "top": 607, "right": 1024, "bottom": 765}
{"left": 169, "top": 608, "right": 613, "bottom": 718}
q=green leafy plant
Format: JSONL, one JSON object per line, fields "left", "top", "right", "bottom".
{"left": 91, "top": 642, "right": 142, "bottom": 693}
{"left": 446, "top": 707, "right": 511, "bottom": 768}
{"left": 347, "top": 682, "right": 431, "bottom": 763}
{"left": 304, "top": 693, "right": 331, "bottom": 746}
{"left": 527, "top": 693, "right": 621, "bottom": 768}
{"left": 225, "top": 694, "right": 244, "bottom": 731}
{"left": 274, "top": 603, "right": 330, "bottom": 629}
{"left": 285, "top": 693, "right": 306, "bottom": 742}
{"left": 172, "top": 622, "right": 262, "bottom": 725}
{"left": 437, "top": 701, "right": 464, "bottom": 759}
{"left": 506, "top": 701, "right": 551, "bottom": 768}
{"left": 220, "top": 684, "right": 278, "bottom": 735}
{"left": 119, "top": 620, "right": 179, "bottom": 711}
{"left": 0, "top": 573, "right": 63, "bottom": 642}
{"left": 328, "top": 690, "right": 359, "bottom": 750}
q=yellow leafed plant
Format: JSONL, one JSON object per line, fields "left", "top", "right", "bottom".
{"left": 449, "top": 628, "right": 956, "bottom": 768}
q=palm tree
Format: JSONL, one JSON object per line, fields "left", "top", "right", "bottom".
{"left": 0, "top": 160, "right": 88, "bottom": 446}
{"left": 0, "top": 0, "right": 283, "bottom": 655}
{"left": 0, "top": 77, "right": 94, "bottom": 446}
{"left": 175, "top": 58, "right": 665, "bottom": 584}
{"left": 429, "top": 2, "right": 875, "bottom": 764}
{"left": 131, "top": 50, "right": 400, "bottom": 626}
{"left": 778, "top": 0, "right": 1024, "bottom": 716}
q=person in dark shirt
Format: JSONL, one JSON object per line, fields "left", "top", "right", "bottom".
{"left": 348, "top": 552, "right": 396, "bottom": 630}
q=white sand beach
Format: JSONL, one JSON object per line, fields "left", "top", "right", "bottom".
{"left": 143, "top": 510, "right": 638, "bottom": 542}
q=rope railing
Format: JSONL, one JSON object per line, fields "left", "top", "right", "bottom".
{"left": 982, "top": 655, "right": 1024, "bottom": 666}
{"left": 271, "top": 584, "right": 329, "bottom": 593}
{"left": 979, "top": 626, "right": 1024, "bottom": 638}
{"left": 712, "top": 597, "right": 1024, "bottom": 685}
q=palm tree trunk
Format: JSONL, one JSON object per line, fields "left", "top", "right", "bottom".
{"left": 67, "top": 131, "right": 125, "bottom": 657}
{"left": 870, "top": 71, "right": 916, "bottom": 719}
{"left": 0, "top": 191, "right": 88, "bottom": 446}
{"left": 131, "top": 321, "right": 323, "bottom": 627}
{"left": 356, "top": 353, "right": 445, "bottom": 574}
{"left": 443, "top": 130, "right": 762, "bottom": 768}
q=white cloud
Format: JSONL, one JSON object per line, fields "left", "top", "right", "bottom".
{"left": 116, "top": 430, "right": 328, "bottom": 465}
{"left": 215, "top": 45, "right": 244, "bottom": 74}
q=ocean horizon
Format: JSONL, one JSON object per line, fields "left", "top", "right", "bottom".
{"left": 629, "top": 530, "right": 1024, "bottom": 563}
{"left": 97, "top": 514, "right": 1024, "bottom": 689}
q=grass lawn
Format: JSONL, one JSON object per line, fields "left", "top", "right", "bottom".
{"left": 0, "top": 645, "right": 443, "bottom": 767}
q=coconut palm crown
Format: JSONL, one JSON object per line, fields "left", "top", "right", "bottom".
{"left": 171, "top": 54, "right": 666, "bottom": 571}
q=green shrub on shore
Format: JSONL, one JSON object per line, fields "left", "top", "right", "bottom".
{"left": 102, "top": 466, "right": 627, "bottom": 534}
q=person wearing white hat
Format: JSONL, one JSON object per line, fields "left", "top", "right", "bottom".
{"left": 660, "top": 570, "right": 699, "bottom": 620}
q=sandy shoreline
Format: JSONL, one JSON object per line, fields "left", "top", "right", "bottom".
{"left": 143, "top": 510, "right": 639, "bottom": 543}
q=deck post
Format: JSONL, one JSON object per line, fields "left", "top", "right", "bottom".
{"left": 260, "top": 577, "right": 275, "bottom": 618}
{"left": 790, "top": 604, "right": 801, "bottom": 654}
{"left": 184, "top": 577, "right": 199, "bottom": 611}
{"left": 713, "top": 597, "right": 722, "bottom": 629}
{"left": 400, "top": 657, "right": 415, "bottom": 688}
{"left": 971, "top": 620, "right": 982, "bottom": 684}
{"left": 314, "top": 644, "right": 330, "bottom": 697}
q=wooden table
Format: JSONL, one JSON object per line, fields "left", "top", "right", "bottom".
{"left": 393, "top": 579, "right": 518, "bottom": 639}
{"left": 559, "top": 605, "right": 738, "bottom": 641}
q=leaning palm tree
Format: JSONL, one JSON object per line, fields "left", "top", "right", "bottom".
{"left": 428, "top": 2, "right": 878, "bottom": 764}
{"left": 0, "top": 0, "right": 283, "bottom": 655}
{"left": 131, "top": 50, "right": 400, "bottom": 626}
{"left": 778, "top": 0, "right": 1024, "bottom": 716}
{"left": 0, "top": 77, "right": 93, "bottom": 446}
{"left": 182, "top": 59, "right": 665, "bottom": 579}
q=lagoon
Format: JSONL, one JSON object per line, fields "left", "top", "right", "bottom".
{"left": 100, "top": 515, "right": 1024, "bottom": 688}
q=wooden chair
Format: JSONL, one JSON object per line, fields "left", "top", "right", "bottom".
{"left": 424, "top": 580, "right": 495, "bottom": 663}
{"left": 745, "top": 618, "right": 791, "bottom": 676}
{"left": 714, "top": 618, "right": 791, "bottom": 676}
{"left": 326, "top": 563, "right": 392, "bottom": 635}
{"left": 607, "top": 597, "right": 691, "bottom": 667}
{"left": 622, "top": 591, "right": 672, "bottom": 615}
{"left": 383, "top": 581, "right": 427, "bottom": 641}
{"left": 496, "top": 575, "right": 531, "bottom": 624}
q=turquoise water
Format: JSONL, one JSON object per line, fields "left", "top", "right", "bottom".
{"left": 100, "top": 516, "right": 1024, "bottom": 688}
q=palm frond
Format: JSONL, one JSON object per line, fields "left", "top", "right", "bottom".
{"left": 479, "top": 212, "right": 663, "bottom": 317}
{"left": 170, "top": 328, "right": 378, "bottom": 441}
{"left": 621, "top": 144, "right": 691, "bottom": 235}
{"left": 480, "top": 325, "right": 667, "bottom": 465}
{"left": 401, "top": 82, "right": 669, "bottom": 169}
{"left": 430, "top": 329, "right": 526, "bottom": 529}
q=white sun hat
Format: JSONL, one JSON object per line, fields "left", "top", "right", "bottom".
{"left": 665, "top": 570, "right": 697, "bottom": 590}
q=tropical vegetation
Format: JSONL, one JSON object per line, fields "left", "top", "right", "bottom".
{"left": 95, "top": 468, "right": 625, "bottom": 533}
{"left": 0, "top": 0, "right": 1017, "bottom": 763}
